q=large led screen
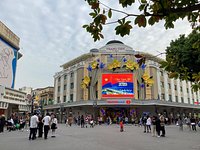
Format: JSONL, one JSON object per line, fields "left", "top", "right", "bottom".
{"left": 102, "top": 74, "right": 134, "bottom": 98}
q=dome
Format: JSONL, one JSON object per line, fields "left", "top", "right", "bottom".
{"left": 106, "top": 40, "right": 124, "bottom": 45}
{"left": 90, "top": 48, "right": 99, "bottom": 52}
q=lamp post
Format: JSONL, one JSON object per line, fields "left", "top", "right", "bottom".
{"left": 31, "top": 92, "right": 35, "bottom": 115}
{"left": 60, "top": 104, "right": 64, "bottom": 123}
{"left": 93, "top": 99, "right": 98, "bottom": 123}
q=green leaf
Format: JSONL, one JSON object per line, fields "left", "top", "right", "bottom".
{"left": 82, "top": 25, "right": 88, "bottom": 28}
{"left": 141, "top": 0, "right": 147, "bottom": 3}
{"left": 148, "top": 17, "right": 155, "bottom": 26}
{"left": 139, "top": 4, "right": 145, "bottom": 11}
{"left": 108, "top": 9, "right": 112, "bottom": 18}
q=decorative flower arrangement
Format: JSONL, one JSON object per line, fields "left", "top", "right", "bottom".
{"left": 91, "top": 60, "right": 98, "bottom": 70}
{"left": 81, "top": 76, "right": 90, "bottom": 89}
{"left": 125, "top": 60, "right": 139, "bottom": 71}
{"left": 142, "top": 72, "right": 154, "bottom": 87}
{"left": 107, "top": 59, "right": 121, "bottom": 71}
{"left": 87, "top": 59, "right": 105, "bottom": 72}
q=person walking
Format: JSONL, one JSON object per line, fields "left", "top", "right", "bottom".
{"left": 38, "top": 116, "right": 43, "bottom": 138}
{"left": 42, "top": 113, "right": 51, "bottom": 139}
{"left": 29, "top": 112, "right": 38, "bottom": 140}
{"left": 142, "top": 114, "right": 147, "bottom": 133}
{"left": 81, "top": 115, "right": 85, "bottom": 128}
{"left": 160, "top": 114, "right": 166, "bottom": 137}
{"left": 155, "top": 116, "right": 161, "bottom": 137}
{"left": 151, "top": 116, "right": 156, "bottom": 137}
{"left": 190, "top": 116, "right": 196, "bottom": 131}
{"left": 178, "top": 117, "right": 183, "bottom": 131}
{"left": 50, "top": 114, "right": 58, "bottom": 138}
{"left": 186, "top": 117, "right": 191, "bottom": 131}
{"left": 146, "top": 116, "right": 151, "bottom": 133}
{"left": 0, "top": 115, "right": 6, "bottom": 133}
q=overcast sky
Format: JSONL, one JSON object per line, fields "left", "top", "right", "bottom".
{"left": 0, "top": 0, "right": 192, "bottom": 89}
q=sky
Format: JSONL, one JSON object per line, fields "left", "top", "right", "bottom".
{"left": 0, "top": 0, "right": 192, "bottom": 89}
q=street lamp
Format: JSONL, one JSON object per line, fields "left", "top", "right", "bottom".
{"left": 60, "top": 104, "right": 64, "bottom": 123}
{"left": 31, "top": 92, "right": 35, "bottom": 115}
{"left": 93, "top": 100, "right": 98, "bottom": 124}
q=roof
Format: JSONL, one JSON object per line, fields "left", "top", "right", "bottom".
{"left": 60, "top": 41, "right": 164, "bottom": 69}
{"left": 61, "top": 53, "right": 95, "bottom": 69}
{"left": 0, "top": 21, "right": 20, "bottom": 50}
{"left": 106, "top": 40, "right": 124, "bottom": 45}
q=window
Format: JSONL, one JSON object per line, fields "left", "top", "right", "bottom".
{"left": 70, "top": 83, "right": 74, "bottom": 89}
{"left": 70, "top": 94, "right": 73, "bottom": 101}
{"left": 161, "top": 82, "right": 164, "bottom": 88}
{"left": 58, "top": 86, "right": 60, "bottom": 92}
{"left": 70, "top": 72, "right": 74, "bottom": 77}
{"left": 168, "top": 83, "right": 171, "bottom": 89}
{"left": 64, "top": 75, "right": 67, "bottom": 80}
{"left": 57, "top": 97, "right": 60, "bottom": 103}
{"left": 175, "top": 96, "right": 178, "bottom": 103}
{"left": 160, "top": 71, "right": 163, "bottom": 76}
{"left": 174, "top": 85, "right": 177, "bottom": 90}
{"left": 192, "top": 99, "right": 194, "bottom": 104}
{"left": 58, "top": 77, "right": 61, "bottom": 82}
{"left": 180, "top": 87, "right": 183, "bottom": 92}
{"left": 63, "top": 96, "right": 66, "bottom": 102}
{"left": 64, "top": 84, "right": 66, "bottom": 90}
{"left": 188, "top": 98, "right": 190, "bottom": 104}
{"left": 161, "top": 93, "right": 165, "bottom": 100}
{"left": 181, "top": 97, "right": 184, "bottom": 103}
{"left": 187, "top": 88, "right": 189, "bottom": 93}
{"left": 169, "top": 95, "right": 172, "bottom": 102}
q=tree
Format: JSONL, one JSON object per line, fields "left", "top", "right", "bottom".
{"left": 160, "top": 29, "right": 200, "bottom": 92}
{"left": 83, "top": 0, "right": 200, "bottom": 41}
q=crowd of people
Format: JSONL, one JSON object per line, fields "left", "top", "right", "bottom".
{"left": 29, "top": 112, "right": 57, "bottom": 140}
{"left": 1, "top": 112, "right": 200, "bottom": 140}
{"left": 0, "top": 112, "right": 58, "bottom": 140}
{"left": 65, "top": 115, "right": 95, "bottom": 128}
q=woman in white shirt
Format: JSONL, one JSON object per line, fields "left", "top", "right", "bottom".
{"left": 146, "top": 116, "right": 151, "bottom": 133}
{"left": 50, "top": 114, "right": 58, "bottom": 137}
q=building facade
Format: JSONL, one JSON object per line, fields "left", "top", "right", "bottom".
{"left": 44, "top": 40, "right": 200, "bottom": 123}
{"left": 0, "top": 21, "right": 26, "bottom": 118}
{"left": 0, "top": 21, "right": 22, "bottom": 88}
{"left": 32, "top": 87, "right": 54, "bottom": 115}
{"left": 0, "top": 86, "right": 29, "bottom": 118}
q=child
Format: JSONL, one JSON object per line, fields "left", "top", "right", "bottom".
{"left": 120, "top": 120, "right": 124, "bottom": 132}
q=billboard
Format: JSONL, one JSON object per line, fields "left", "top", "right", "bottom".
{"left": 102, "top": 74, "right": 134, "bottom": 98}
{"left": 0, "top": 38, "right": 17, "bottom": 88}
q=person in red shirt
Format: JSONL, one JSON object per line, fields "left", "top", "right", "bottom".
{"left": 120, "top": 119, "right": 124, "bottom": 132}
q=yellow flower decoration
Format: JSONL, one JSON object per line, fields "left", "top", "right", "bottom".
{"left": 146, "top": 78, "right": 154, "bottom": 86}
{"left": 91, "top": 61, "right": 98, "bottom": 69}
{"left": 142, "top": 72, "right": 150, "bottom": 81}
{"left": 83, "top": 76, "right": 90, "bottom": 86}
{"left": 142, "top": 72, "right": 154, "bottom": 86}
{"left": 112, "top": 59, "right": 121, "bottom": 68}
{"left": 81, "top": 82, "right": 87, "bottom": 89}
{"left": 107, "top": 64, "right": 114, "bottom": 70}
{"left": 81, "top": 76, "right": 91, "bottom": 89}
{"left": 125, "top": 60, "right": 139, "bottom": 71}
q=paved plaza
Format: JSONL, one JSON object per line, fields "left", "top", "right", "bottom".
{"left": 0, "top": 124, "right": 200, "bottom": 150}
